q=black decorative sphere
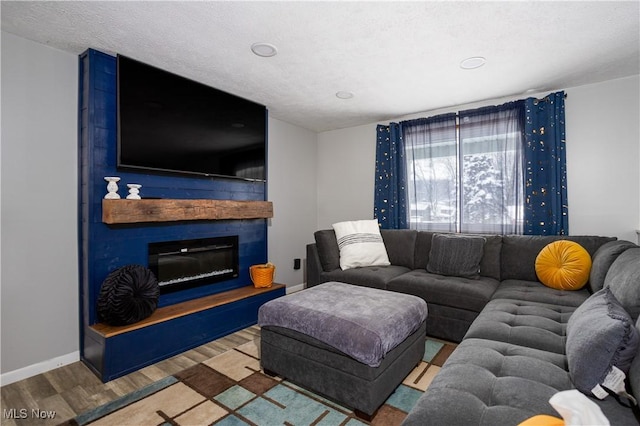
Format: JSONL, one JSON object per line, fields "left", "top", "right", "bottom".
{"left": 97, "top": 265, "right": 160, "bottom": 326}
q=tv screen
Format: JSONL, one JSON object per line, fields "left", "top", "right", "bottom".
{"left": 117, "top": 55, "right": 267, "bottom": 181}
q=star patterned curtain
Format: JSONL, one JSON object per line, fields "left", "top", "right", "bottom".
{"left": 375, "top": 91, "right": 568, "bottom": 235}
{"left": 374, "top": 123, "right": 408, "bottom": 229}
{"left": 523, "top": 91, "right": 568, "bottom": 235}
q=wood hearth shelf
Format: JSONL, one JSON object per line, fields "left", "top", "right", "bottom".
{"left": 102, "top": 199, "right": 273, "bottom": 224}
{"left": 91, "top": 284, "right": 285, "bottom": 338}
{"left": 84, "top": 283, "right": 286, "bottom": 381}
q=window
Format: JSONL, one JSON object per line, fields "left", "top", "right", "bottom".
{"left": 404, "top": 104, "right": 524, "bottom": 234}
{"left": 404, "top": 114, "right": 458, "bottom": 232}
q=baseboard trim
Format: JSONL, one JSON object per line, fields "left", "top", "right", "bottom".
{"left": 286, "top": 283, "right": 305, "bottom": 294}
{"left": 0, "top": 351, "right": 80, "bottom": 386}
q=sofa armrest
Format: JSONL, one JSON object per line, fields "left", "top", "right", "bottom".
{"left": 306, "top": 243, "right": 323, "bottom": 287}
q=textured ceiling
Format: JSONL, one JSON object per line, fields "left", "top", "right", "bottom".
{"left": 2, "top": 1, "right": 639, "bottom": 132}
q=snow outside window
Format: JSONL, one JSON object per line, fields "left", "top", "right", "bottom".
{"left": 405, "top": 106, "right": 524, "bottom": 234}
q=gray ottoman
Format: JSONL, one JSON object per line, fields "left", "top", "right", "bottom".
{"left": 258, "top": 281, "right": 428, "bottom": 419}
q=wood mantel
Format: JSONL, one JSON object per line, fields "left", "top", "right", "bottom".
{"left": 102, "top": 199, "right": 273, "bottom": 224}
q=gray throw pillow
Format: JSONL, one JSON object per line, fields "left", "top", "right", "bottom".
{"left": 566, "top": 288, "right": 640, "bottom": 399}
{"left": 426, "top": 234, "right": 485, "bottom": 278}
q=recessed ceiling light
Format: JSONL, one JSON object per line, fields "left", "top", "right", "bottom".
{"left": 460, "top": 56, "right": 486, "bottom": 70}
{"left": 336, "top": 91, "right": 354, "bottom": 99}
{"left": 251, "top": 42, "right": 278, "bottom": 57}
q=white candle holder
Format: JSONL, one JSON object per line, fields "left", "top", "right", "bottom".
{"left": 104, "top": 177, "right": 121, "bottom": 199}
{"left": 126, "top": 184, "right": 142, "bottom": 200}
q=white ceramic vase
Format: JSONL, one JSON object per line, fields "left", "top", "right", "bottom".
{"left": 104, "top": 177, "right": 121, "bottom": 199}
{"left": 126, "top": 184, "right": 142, "bottom": 200}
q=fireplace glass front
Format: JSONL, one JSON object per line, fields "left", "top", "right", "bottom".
{"left": 148, "top": 236, "right": 239, "bottom": 294}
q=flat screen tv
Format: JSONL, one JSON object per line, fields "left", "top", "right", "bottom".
{"left": 117, "top": 54, "right": 267, "bottom": 181}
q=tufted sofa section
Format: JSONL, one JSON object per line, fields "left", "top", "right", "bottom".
{"left": 402, "top": 244, "right": 640, "bottom": 425}
{"left": 307, "top": 229, "right": 615, "bottom": 342}
{"left": 307, "top": 229, "right": 640, "bottom": 424}
{"left": 402, "top": 338, "right": 574, "bottom": 425}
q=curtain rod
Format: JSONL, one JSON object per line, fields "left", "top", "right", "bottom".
{"left": 536, "top": 92, "right": 567, "bottom": 101}
{"left": 533, "top": 93, "right": 567, "bottom": 105}
{"left": 384, "top": 92, "right": 568, "bottom": 126}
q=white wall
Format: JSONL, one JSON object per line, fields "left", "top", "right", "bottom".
{"left": 316, "top": 75, "right": 640, "bottom": 242}
{"left": 267, "top": 118, "right": 318, "bottom": 287}
{"left": 316, "top": 124, "right": 377, "bottom": 228}
{"left": 1, "top": 32, "right": 79, "bottom": 377}
{"left": 565, "top": 76, "right": 640, "bottom": 243}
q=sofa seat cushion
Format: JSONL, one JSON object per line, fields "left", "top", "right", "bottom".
{"left": 319, "top": 265, "right": 410, "bottom": 289}
{"left": 387, "top": 269, "right": 499, "bottom": 313}
{"left": 464, "top": 299, "right": 578, "bottom": 354}
{"left": 491, "top": 280, "right": 590, "bottom": 307}
{"left": 401, "top": 338, "right": 572, "bottom": 425}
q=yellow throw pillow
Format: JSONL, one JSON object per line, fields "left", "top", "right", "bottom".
{"left": 518, "top": 415, "right": 564, "bottom": 426}
{"left": 535, "top": 240, "right": 592, "bottom": 290}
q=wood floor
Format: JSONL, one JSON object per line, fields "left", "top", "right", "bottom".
{"left": 0, "top": 325, "right": 261, "bottom": 426}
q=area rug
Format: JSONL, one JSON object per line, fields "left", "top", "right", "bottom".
{"left": 62, "top": 336, "right": 455, "bottom": 426}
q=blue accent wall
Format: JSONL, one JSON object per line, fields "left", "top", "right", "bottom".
{"left": 79, "top": 48, "right": 268, "bottom": 328}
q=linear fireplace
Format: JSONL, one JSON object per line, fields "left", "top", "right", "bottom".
{"left": 148, "top": 236, "right": 239, "bottom": 294}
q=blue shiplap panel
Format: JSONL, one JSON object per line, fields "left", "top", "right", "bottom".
{"left": 79, "top": 49, "right": 272, "bottom": 381}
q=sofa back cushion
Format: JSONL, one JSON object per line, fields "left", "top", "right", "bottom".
{"left": 501, "top": 235, "right": 616, "bottom": 282}
{"left": 414, "top": 231, "right": 435, "bottom": 270}
{"left": 314, "top": 229, "right": 340, "bottom": 271}
{"left": 314, "top": 228, "right": 418, "bottom": 271}
{"left": 380, "top": 229, "right": 418, "bottom": 269}
{"left": 477, "top": 235, "right": 503, "bottom": 281}
{"left": 590, "top": 240, "right": 638, "bottom": 293}
{"left": 604, "top": 247, "right": 640, "bottom": 321}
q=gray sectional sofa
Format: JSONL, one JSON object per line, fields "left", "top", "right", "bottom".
{"left": 306, "top": 229, "right": 640, "bottom": 425}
